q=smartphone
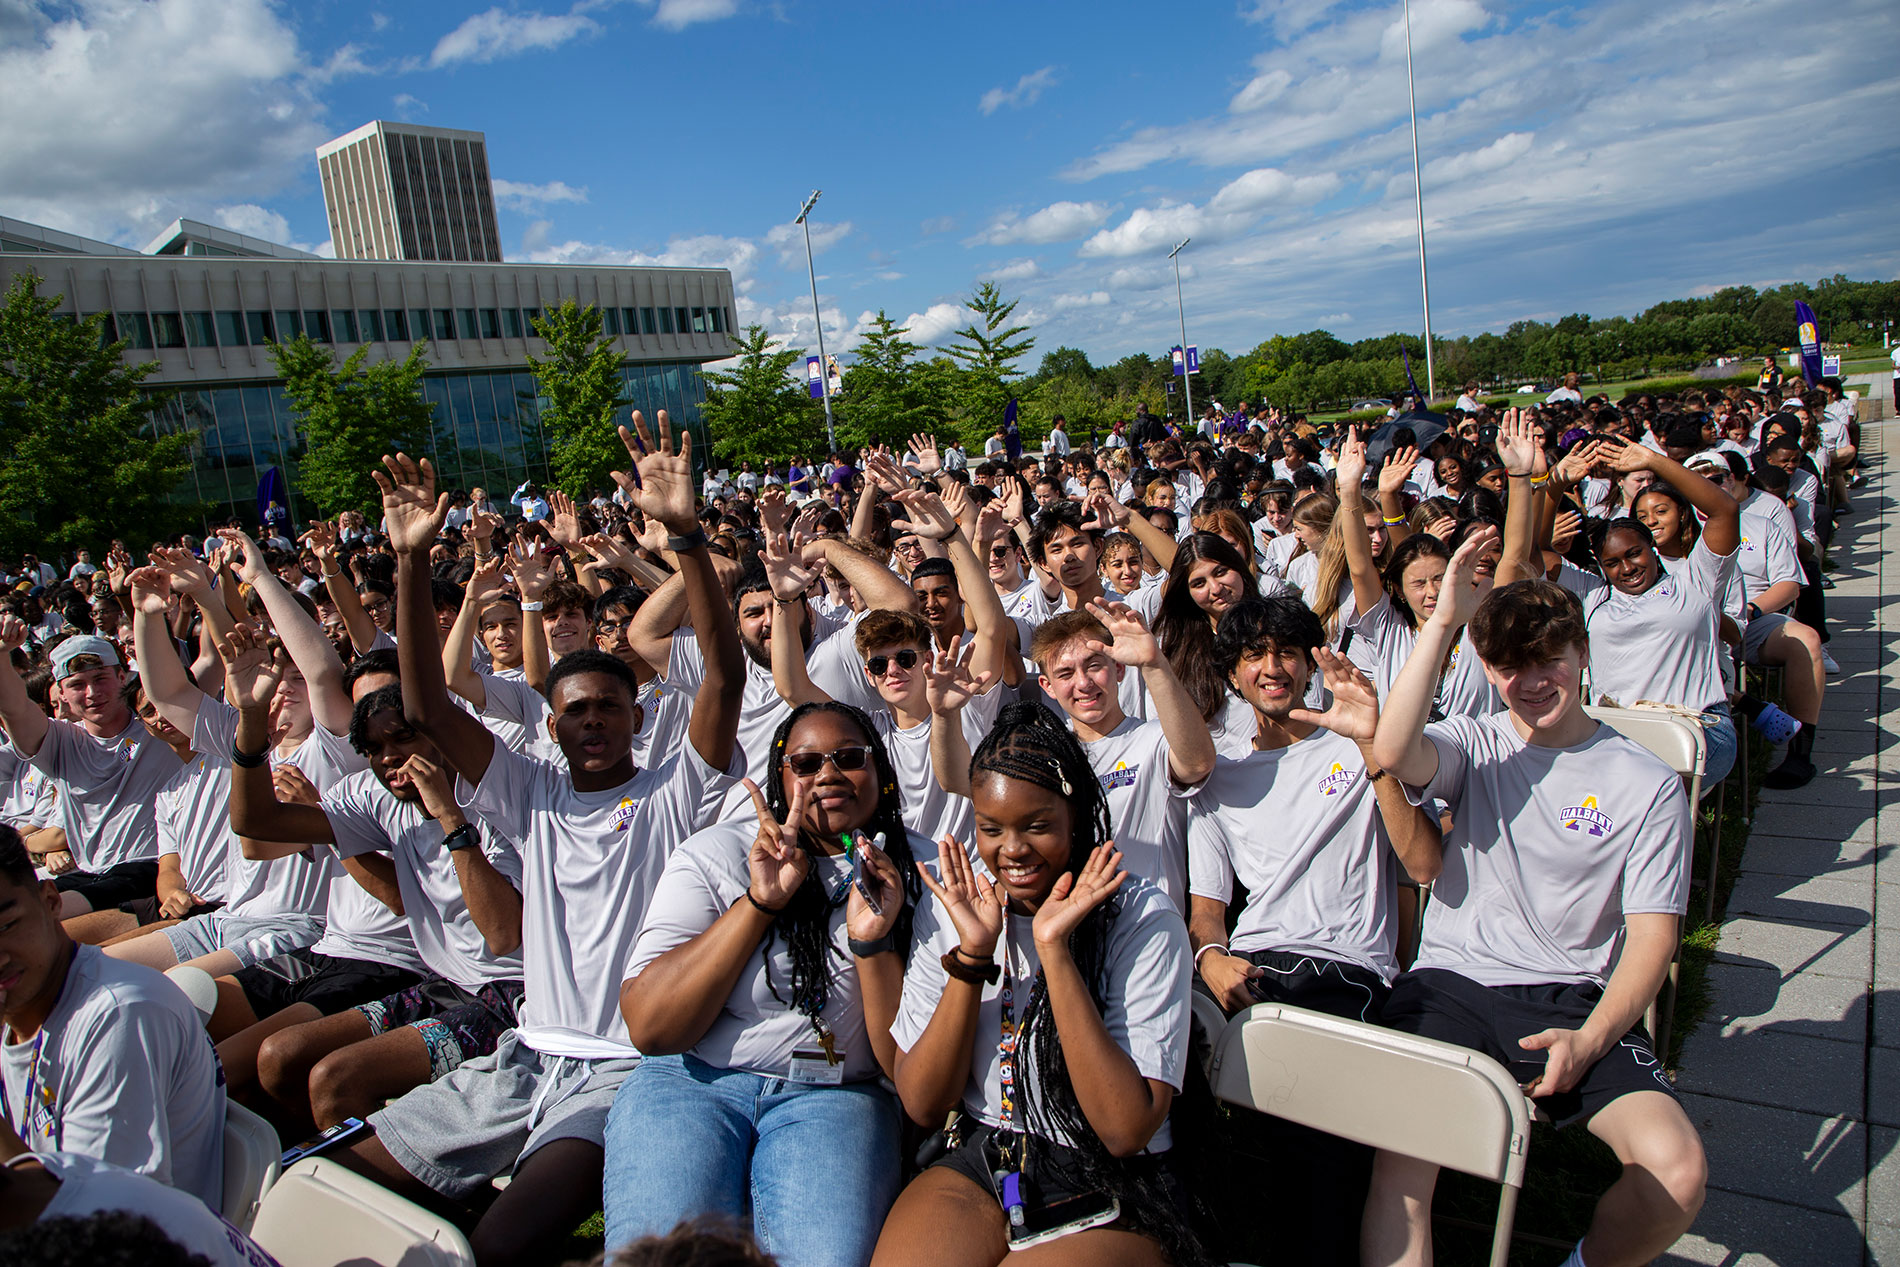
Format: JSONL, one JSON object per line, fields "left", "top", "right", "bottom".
{"left": 853, "top": 839, "right": 884, "bottom": 916}
{"left": 1007, "top": 1192, "right": 1121, "bottom": 1249}
{"left": 279, "top": 1116, "right": 368, "bottom": 1167}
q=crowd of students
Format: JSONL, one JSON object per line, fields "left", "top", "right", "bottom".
{"left": 0, "top": 372, "right": 1861, "bottom": 1267}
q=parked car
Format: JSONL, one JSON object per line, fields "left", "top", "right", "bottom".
{"left": 1350, "top": 398, "right": 1392, "bottom": 412}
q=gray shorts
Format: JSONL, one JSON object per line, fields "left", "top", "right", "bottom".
{"left": 164, "top": 911, "right": 324, "bottom": 969}
{"left": 370, "top": 1029, "right": 639, "bottom": 1202}
{"left": 1741, "top": 610, "right": 1792, "bottom": 664}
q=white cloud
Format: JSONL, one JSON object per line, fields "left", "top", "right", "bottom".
{"left": 1377, "top": 0, "right": 1492, "bottom": 62}
{"left": 492, "top": 178, "right": 589, "bottom": 210}
{"left": 209, "top": 203, "right": 291, "bottom": 243}
{"left": 920, "top": 215, "right": 958, "bottom": 235}
{"left": 1229, "top": 68, "right": 1290, "bottom": 113}
{"left": 764, "top": 219, "right": 852, "bottom": 266}
{"left": 647, "top": 0, "right": 739, "bottom": 30}
{"left": 370, "top": 12, "right": 390, "bottom": 31}
{"left": 392, "top": 92, "right": 427, "bottom": 112}
{"left": 979, "top": 65, "right": 1058, "bottom": 116}
{"left": 429, "top": 7, "right": 599, "bottom": 67}
{"left": 971, "top": 200, "right": 1110, "bottom": 246}
{"left": 901, "top": 302, "right": 967, "bottom": 347}
{"left": 876, "top": 270, "right": 905, "bottom": 282}
{"left": 1051, "top": 291, "right": 1112, "bottom": 311}
{"left": 0, "top": 0, "right": 329, "bottom": 245}
{"left": 986, "top": 259, "right": 1041, "bottom": 282}
{"left": 1077, "top": 203, "right": 1205, "bottom": 258}
{"left": 519, "top": 222, "right": 763, "bottom": 291}
{"left": 1208, "top": 167, "right": 1341, "bottom": 213}
{"left": 1105, "top": 262, "right": 1191, "bottom": 291}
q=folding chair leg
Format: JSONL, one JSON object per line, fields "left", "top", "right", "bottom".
{"left": 1489, "top": 1183, "right": 1522, "bottom": 1267}
{"left": 1704, "top": 780, "right": 1724, "bottom": 925}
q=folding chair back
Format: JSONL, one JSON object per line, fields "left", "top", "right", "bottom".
{"left": 1207, "top": 1003, "right": 1530, "bottom": 1267}
{"left": 252, "top": 1157, "right": 476, "bottom": 1267}
{"left": 220, "top": 1101, "right": 281, "bottom": 1234}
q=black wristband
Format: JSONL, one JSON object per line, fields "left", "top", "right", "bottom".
{"left": 231, "top": 742, "right": 269, "bottom": 769}
{"left": 442, "top": 822, "right": 481, "bottom": 851}
{"left": 666, "top": 528, "right": 710, "bottom": 552}
{"left": 940, "top": 950, "right": 1000, "bottom": 985}
{"left": 849, "top": 933, "right": 896, "bottom": 958}
{"left": 744, "top": 888, "right": 787, "bottom": 916}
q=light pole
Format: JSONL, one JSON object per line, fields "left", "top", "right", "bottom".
{"left": 795, "top": 190, "right": 837, "bottom": 453}
{"left": 1402, "top": 0, "right": 1436, "bottom": 403}
{"left": 1168, "top": 237, "right": 1193, "bottom": 428}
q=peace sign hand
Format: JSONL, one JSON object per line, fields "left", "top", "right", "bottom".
{"left": 1032, "top": 844, "right": 1127, "bottom": 953}
{"left": 917, "top": 835, "right": 1004, "bottom": 962}
{"left": 741, "top": 777, "right": 811, "bottom": 913}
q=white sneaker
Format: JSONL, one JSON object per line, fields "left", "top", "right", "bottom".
{"left": 1823, "top": 650, "right": 1842, "bottom": 674}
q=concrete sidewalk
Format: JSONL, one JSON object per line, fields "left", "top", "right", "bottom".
{"left": 1664, "top": 420, "right": 1895, "bottom": 1266}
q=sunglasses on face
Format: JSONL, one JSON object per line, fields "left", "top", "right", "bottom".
{"left": 865, "top": 649, "right": 919, "bottom": 677}
{"left": 782, "top": 745, "right": 874, "bottom": 777}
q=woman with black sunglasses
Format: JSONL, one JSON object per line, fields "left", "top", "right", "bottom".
{"left": 604, "top": 701, "right": 928, "bottom": 1266}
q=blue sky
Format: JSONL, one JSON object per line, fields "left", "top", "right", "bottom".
{"left": 4, "top": 0, "right": 1897, "bottom": 365}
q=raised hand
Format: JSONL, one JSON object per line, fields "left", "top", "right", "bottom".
{"left": 995, "top": 479, "right": 1027, "bottom": 528}
{"left": 1600, "top": 434, "right": 1654, "bottom": 475}
{"left": 863, "top": 449, "right": 910, "bottom": 497}
{"left": 468, "top": 507, "right": 504, "bottom": 549}
{"left": 741, "top": 777, "right": 813, "bottom": 912}
{"left": 215, "top": 623, "right": 282, "bottom": 713}
{"left": 758, "top": 487, "right": 794, "bottom": 539}
{"left": 217, "top": 527, "right": 271, "bottom": 584}
{"left": 299, "top": 521, "right": 338, "bottom": 569}
{"left": 1379, "top": 445, "right": 1420, "bottom": 496}
{"left": 917, "top": 834, "right": 1005, "bottom": 962}
{"left": 464, "top": 554, "right": 506, "bottom": 606}
{"left": 907, "top": 433, "right": 942, "bottom": 477}
{"left": 1550, "top": 508, "right": 1583, "bottom": 554}
{"left": 1553, "top": 439, "right": 1608, "bottom": 488}
{"left": 844, "top": 834, "right": 904, "bottom": 944}
{"left": 579, "top": 533, "right": 639, "bottom": 576}
{"left": 1086, "top": 489, "right": 1132, "bottom": 529}
{"left": 1494, "top": 407, "right": 1545, "bottom": 478}
{"left": 546, "top": 490, "right": 584, "bottom": 550}
{"left": 761, "top": 531, "right": 814, "bottom": 603}
{"left": 973, "top": 503, "right": 1008, "bottom": 549}
{"left": 126, "top": 566, "right": 174, "bottom": 616}
{"left": 612, "top": 411, "right": 697, "bottom": 535}
{"left": 1434, "top": 524, "right": 1500, "bottom": 629}
{"left": 507, "top": 537, "right": 555, "bottom": 602}
{"left": 890, "top": 488, "right": 957, "bottom": 542}
{"left": 1083, "top": 599, "right": 1161, "bottom": 670}
{"left": 151, "top": 546, "right": 215, "bottom": 600}
{"left": 272, "top": 764, "right": 322, "bottom": 808}
{"left": 923, "top": 642, "right": 995, "bottom": 716}
{"left": 1287, "top": 646, "right": 1381, "bottom": 743}
{"left": 0, "top": 613, "right": 28, "bottom": 654}
{"left": 371, "top": 453, "right": 451, "bottom": 555}
{"left": 105, "top": 545, "right": 134, "bottom": 595}
{"left": 1031, "top": 843, "right": 1128, "bottom": 952}
{"left": 1334, "top": 431, "right": 1369, "bottom": 501}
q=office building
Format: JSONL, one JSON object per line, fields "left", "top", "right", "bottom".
{"left": 318, "top": 121, "right": 504, "bottom": 263}
{"left": 1, "top": 211, "right": 737, "bottom": 524}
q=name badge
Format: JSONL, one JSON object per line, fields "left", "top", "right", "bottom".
{"left": 788, "top": 1046, "right": 845, "bottom": 1086}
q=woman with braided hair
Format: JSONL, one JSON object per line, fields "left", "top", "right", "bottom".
{"left": 874, "top": 702, "right": 1200, "bottom": 1267}
{"left": 605, "top": 701, "right": 929, "bottom": 1265}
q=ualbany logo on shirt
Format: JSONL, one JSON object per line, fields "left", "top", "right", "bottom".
{"left": 1560, "top": 795, "right": 1614, "bottom": 837}
{"left": 1100, "top": 760, "right": 1139, "bottom": 791}
{"left": 608, "top": 796, "right": 641, "bottom": 832}
{"left": 1316, "top": 761, "right": 1356, "bottom": 798}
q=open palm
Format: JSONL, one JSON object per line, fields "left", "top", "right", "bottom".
{"left": 373, "top": 453, "right": 450, "bottom": 554}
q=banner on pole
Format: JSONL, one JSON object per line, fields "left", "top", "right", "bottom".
{"left": 1171, "top": 346, "right": 1199, "bottom": 376}
{"left": 807, "top": 356, "right": 824, "bottom": 399}
{"left": 1793, "top": 302, "right": 1823, "bottom": 385}
{"left": 1822, "top": 353, "right": 1841, "bottom": 377}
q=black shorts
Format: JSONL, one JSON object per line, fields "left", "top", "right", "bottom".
{"left": 1235, "top": 948, "right": 1390, "bottom": 1023}
{"left": 53, "top": 859, "right": 159, "bottom": 909}
{"left": 930, "top": 1119, "right": 1186, "bottom": 1248}
{"left": 1383, "top": 968, "right": 1677, "bottom": 1129}
{"left": 234, "top": 948, "right": 425, "bottom": 1019}
{"left": 118, "top": 896, "right": 222, "bottom": 926}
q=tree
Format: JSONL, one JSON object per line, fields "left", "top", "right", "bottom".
{"left": 273, "top": 335, "right": 436, "bottom": 518}
{"left": 699, "top": 324, "right": 823, "bottom": 465}
{"left": 526, "top": 300, "right": 629, "bottom": 493}
{"left": 838, "top": 311, "right": 943, "bottom": 450}
{"left": 946, "top": 282, "right": 1035, "bottom": 447}
{"left": 0, "top": 273, "right": 194, "bottom": 557}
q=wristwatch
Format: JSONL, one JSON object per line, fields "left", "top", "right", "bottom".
{"left": 666, "top": 528, "right": 710, "bottom": 552}
{"left": 442, "top": 822, "right": 481, "bottom": 851}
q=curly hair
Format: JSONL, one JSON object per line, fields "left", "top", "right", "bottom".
{"left": 759, "top": 702, "right": 920, "bottom": 1019}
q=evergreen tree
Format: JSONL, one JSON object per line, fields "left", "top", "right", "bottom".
{"left": 699, "top": 325, "right": 823, "bottom": 465}
{"left": 273, "top": 335, "right": 437, "bottom": 517}
{"left": 838, "top": 311, "right": 941, "bottom": 450}
{"left": 0, "top": 273, "right": 193, "bottom": 557}
{"left": 946, "top": 281, "right": 1035, "bottom": 448}
{"left": 527, "top": 301, "right": 631, "bottom": 492}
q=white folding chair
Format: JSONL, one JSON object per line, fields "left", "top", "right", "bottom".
{"left": 1583, "top": 704, "right": 1703, "bottom": 1055}
{"left": 220, "top": 1101, "right": 282, "bottom": 1234}
{"left": 1190, "top": 989, "right": 1230, "bottom": 1079}
{"left": 165, "top": 964, "right": 219, "bottom": 1024}
{"left": 1207, "top": 1003, "right": 1531, "bottom": 1267}
{"left": 251, "top": 1157, "right": 476, "bottom": 1267}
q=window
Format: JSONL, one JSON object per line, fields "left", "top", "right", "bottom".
{"left": 674, "top": 307, "right": 690, "bottom": 336}
{"left": 151, "top": 312, "right": 186, "bottom": 348}
{"left": 381, "top": 309, "right": 406, "bottom": 340}
{"left": 94, "top": 313, "right": 120, "bottom": 345}
{"left": 711, "top": 306, "right": 726, "bottom": 334}
{"left": 331, "top": 310, "right": 358, "bottom": 343}
{"left": 502, "top": 308, "right": 522, "bottom": 338}
{"left": 410, "top": 309, "right": 432, "bottom": 342}
{"left": 456, "top": 308, "right": 478, "bottom": 340}
{"left": 273, "top": 310, "right": 304, "bottom": 340}
{"left": 359, "top": 309, "right": 385, "bottom": 341}
{"left": 522, "top": 307, "right": 542, "bottom": 332}
{"left": 657, "top": 306, "right": 675, "bottom": 335}
{"left": 216, "top": 312, "right": 246, "bottom": 347}
{"left": 434, "top": 309, "right": 455, "bottom": 340}
{"left": 246, "top": 311, "right": 275, "bottom": 345}
{"left": 303, "top": 310, "right": 331, "bottom": 342}
{"left": 641, "top": 308, "right": 658, "bottom": 335}
{"left": 114, "top": 312, "right": 153, "bottom": 349}
{"left": 602, "top": 306, "right": 621, "bottom": 336}
{"left": 479, "top": 308, "right": 501, "bottom": 339}
{"left": 622, "top": 308, "right": 639, "bottom": 336}
{"left": 184, "top": 312, "right": 216, "bottom": 347}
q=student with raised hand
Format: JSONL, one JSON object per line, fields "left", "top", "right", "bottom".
{"left": 0, "top": 614, "right": 181, "bottom": 919}
{"left": 606, "top": 702, "right": 921, "bottom": 1264}
{"left": 336, "top": 414, "right": 745, "bottom": 1267}
{"left": 0, "top": 823, "right": 227, "bottom": 1210}
{"left": 875, "top": 703, "right": 1197, "bottom": 1267}
{"left": 1364, "top": 543, "right": 1704, "bottom": 1267}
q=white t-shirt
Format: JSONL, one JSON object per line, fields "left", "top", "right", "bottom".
{"left": 0, "top": 745, "right": 56, "bottom": 828}
{"left": 628, "top": 821, "right": 929, "bottom": 1081}
{"left": 872, "top": 686, "right": 1004, "bottom": 848}
{"left": 1735, "top": 493, "right": 1804, "bottom": 611}
{"left": 461, "top": 740, "right": 737, "bottom": 1056}
{"left": 0, "top": 946, "right": 225, "bottom": 1210}
{"left": 1405, "top": 713, "right": 1690, "bottom": 987}
{"left": 1189, "top": 728, "right": 1399, "bottom": 982}
{"left": 299, "top": 770, "right": 426, "bottom": 975}
{"left": 1558, "top": 538, "right": 1734, "bottom": 713}
{"left": 24, "top": 716, "right": 183, "bottom": 872}
{"left": 1080, "top": 717, "right": 1195, "bottom": 910}
{"left": 891, "top": 875, "right": 1190, "bottom": 1149}
{"left": 325, "top": 773, "right": 525, "bottom": 993}
{"left": 664, "top": 630, "right": 791, "bottom": 819}
{"left": 154, "top": 754, "right": 233, "bottom": 902}
{"left": 1348, "top": 596, "right": 1501, "bottom": 719}
{"left": 24, "top": 1151, "right": 278, "bottom": 1267}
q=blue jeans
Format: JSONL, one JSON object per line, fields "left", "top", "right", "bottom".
{"left": 1701, "top": 704, "right": 1737, "bottom": 790}
{"left": 602, "top": 1053, "right": 901, "bottom": 1266}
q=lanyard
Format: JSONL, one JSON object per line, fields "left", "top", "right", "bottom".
{"left": 790, "top": 853, "right": 852, "bottom": 1065}
{"left": 1, "top": 945, "right": 79, "bottom": 1147}
{"left": 995, "top": 916, "right": 1038, "bottom": 1165}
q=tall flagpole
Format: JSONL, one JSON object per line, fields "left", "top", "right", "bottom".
{"left": 1169, "top": 238, "right": 1193, "bottom": 427}
{"left": 1403, "top": 0, "right": 1436, "bottom": 403}
{"left": 796, "top": 190, "right": 836, "bottom": 453}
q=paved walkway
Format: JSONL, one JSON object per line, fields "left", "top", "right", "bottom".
{"left": 1664, "top": 418, "right": 1896, "bottom": 1265}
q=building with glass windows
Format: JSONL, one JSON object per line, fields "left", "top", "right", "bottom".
{"left": 318, "top": 122, "right": 504, "bottom": 264}
{"left": 0, "top": 213, "right": 736, "bottom": 525}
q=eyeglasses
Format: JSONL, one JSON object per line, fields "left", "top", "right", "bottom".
{"left": 596, "top": 617, "right": 632, "bottom": 635}
{"left": 865, "top": 649, "right": 919, "bottom": 677}
{"left": 361, "top": 597, "right": 391, "bottom": 614}
{"left": 782, "top": 745, "right": 874, "bottom": 776}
